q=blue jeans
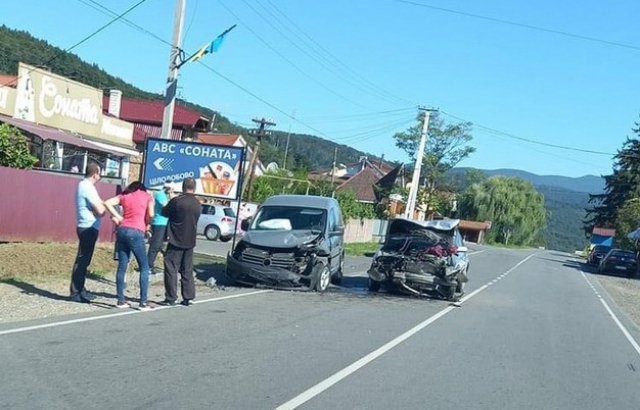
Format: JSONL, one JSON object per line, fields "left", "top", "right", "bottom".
{"left": 116, "top": 226, "right": 150, "bottom": 304}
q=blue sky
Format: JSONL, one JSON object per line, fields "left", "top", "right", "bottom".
{"left": 4, "top": 0, "right": 640, "bottom": 177}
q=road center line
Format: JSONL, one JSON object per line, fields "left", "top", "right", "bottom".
{"left": 0, "top": 290, "right": 271, "bottom": 336}
{"left": 579, "top": 270, "right": 640, "bottom": 357}
{"left": 274, "top": 253, "right": 537, "bottom": 410}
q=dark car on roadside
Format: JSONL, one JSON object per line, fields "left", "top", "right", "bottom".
{"left": 588, "top": 245, "right": 611, "bottom": 265}
{"left": 597, "top": 249, "right": 638, "bottom": 278}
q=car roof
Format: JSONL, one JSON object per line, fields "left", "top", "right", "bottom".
{"left": 261, "top": 195, "right": 338, "bottom": 209}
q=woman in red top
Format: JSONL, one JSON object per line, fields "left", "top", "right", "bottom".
{"left": 104, "top": 181, "right": 155, "bottom": 310}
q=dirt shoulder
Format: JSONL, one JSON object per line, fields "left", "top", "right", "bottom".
{"left": 0, "top": 242, "right": 229, "bottom": 325}
{"left": 593, "top": 273, "right": 640, "bottom": 329}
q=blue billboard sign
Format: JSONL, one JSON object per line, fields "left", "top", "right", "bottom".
{"left": 143, "top": 138, "right": 245, "bottom": 200}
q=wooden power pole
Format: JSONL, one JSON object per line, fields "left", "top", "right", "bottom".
{"left": 244, "top": 117, "right": 276, "bottom": 202}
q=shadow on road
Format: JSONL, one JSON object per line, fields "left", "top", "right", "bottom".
{"left": 539, "top": 255, "right": 640, "bottom": 281}
{"left": 0, "top": 278, "right": 114, "bottom": 309}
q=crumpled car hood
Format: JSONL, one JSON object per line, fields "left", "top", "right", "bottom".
{"left": 242, "top": 230, "right": 321, "bottom": 248}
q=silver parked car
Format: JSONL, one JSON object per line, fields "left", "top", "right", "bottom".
{"left": 197, "top": 204, "right": 236, "bottom": 242}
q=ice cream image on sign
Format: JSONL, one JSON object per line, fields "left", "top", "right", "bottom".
{"left": 200, "top": 161, "right": 236, "bottom": 196}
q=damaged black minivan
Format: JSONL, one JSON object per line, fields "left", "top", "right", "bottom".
{"left": 225, "top": 195, "right": 345, "bottom": 292}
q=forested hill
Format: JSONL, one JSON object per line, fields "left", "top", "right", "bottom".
{"left": 0, "top": 25, "right": 378, "bottom": 170}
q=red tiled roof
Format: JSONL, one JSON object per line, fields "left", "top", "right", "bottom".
{"left": 196, "top": 133, "right": 241, "bottom": 146}
{"left": 593, "top": 227, "right": 615, "bottom": 237}
{"left": 459, "top": 220, "right": 490, "bottom": 231}
{"left": 103, "top": 97, "right": 205, "bottom": 127}
{"left": 335, "top": 167, "right": 381, "bottom": 203}
{"left": 0, "top": 74, "right": 18, "bottom": 87}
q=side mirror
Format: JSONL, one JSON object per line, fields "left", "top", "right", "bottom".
{"left": 241, "top": 218, "right": 251, "bottom": 232}
{"left": 315, "top": 248, "right": 330, "bottom": 257}
{"left": 378, "top": 237, "right": 385, "bottom": 244}
{"left": 457, "top": 246, "right": 468, "bottom": 253}
{"left": 331, "top": 226, "right": 344, "bottom": 236}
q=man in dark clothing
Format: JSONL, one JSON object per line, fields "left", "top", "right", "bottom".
{"left": 160, "top": 178, "right": 202, "bottom": 306}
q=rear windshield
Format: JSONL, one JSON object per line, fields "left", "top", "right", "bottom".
{"left": 610, "top": 250, "right": 635, "bottom": 258}
{"left": 224, "top": 208, "right": 236, "bottom": 217}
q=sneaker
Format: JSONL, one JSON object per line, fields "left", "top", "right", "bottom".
{"left": 139, "top": 303, "right": 154, "bottom": 311}
{"left": 180, "top": 300, "right": 192, "bottom": 307}
{"left": 116, "top": 300, "right": 131, "bottom": 309}
{"left": 158, "top": 299, "right": 176, "bottom": 306}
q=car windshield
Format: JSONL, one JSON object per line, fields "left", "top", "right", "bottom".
{"left": 594, "top": 246, "right": 611, "bottom": 253}
{"left": 250, "top": 206, "right": 326, "bottom": 232}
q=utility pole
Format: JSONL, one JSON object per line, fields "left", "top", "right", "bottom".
{"left": 160, "top": 0, "right": 187, "bottom": 139}
{"left": 330, "top": 147, "right": 338, "bottom": 184}
{"left": 244, "top": 117, "right": 276, "bottom": 201}
{"left": 405, "top": 107, "right": 437, "bottom": 220}
{"left": 282, "top": 109, "right": 296, "bottom": 170}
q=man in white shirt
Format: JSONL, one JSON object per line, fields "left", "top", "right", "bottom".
{"left": 70, "top": 162, "right": 106, "bottom": 303}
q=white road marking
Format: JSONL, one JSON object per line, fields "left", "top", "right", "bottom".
{"left": 580, "top": 270, "right": 640, "bottom": 358}
{"left": 274, "top": 253, "right": 537, "bottom": 410}
{"left": 0, "top": 290, "right": 271, "bottom": 336}
{"left": 468, "top": 250, "right": 486, "bottom": 256}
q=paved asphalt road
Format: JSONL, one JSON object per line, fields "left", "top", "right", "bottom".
{"left": 1, "top": 248, "right": 640, "bottom": 409}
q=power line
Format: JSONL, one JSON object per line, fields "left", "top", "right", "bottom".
{"left": 264, "top": 0, "right": 415, "bottom": 106}
{"left": 299, "top": 107, "right": 415, "bottom": 122}
{"left": 249, "top": 0, "right": 406, "bottom": 105}
{"left": 396, "top": 0, "right": 640, "bottom": 52}
{"left": 440, "top": 111, "right": 617, "bottom": 156}
{"left": 217, "top": 0, "right": 372, "bottom": 110}
{"left": 3, "top": 0, "right": 150, "bottom": 88}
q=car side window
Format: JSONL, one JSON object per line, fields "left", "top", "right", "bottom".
{"left": 202, "top": 205, "right": 215, "bottom": 215}
{"left": 328, "top": 208, "right": 337, "bottom": 232}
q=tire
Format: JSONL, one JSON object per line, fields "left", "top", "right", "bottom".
{"left": 331, "top": 253, "right": 344, "bottom": 285}
{"left": 368, "top": 277, "right": 381, "bottom": 292}
{"left": 314, "top": 263, "right": 331, "bottom": 293}
{"left": 220, "top": 236, "right": 232, "bottom": 243}
{"left": 456, "top": 266, "right": 468, "bottom": 293}
{"left": 204, "top": 225, "right": 221, "bottom": 241}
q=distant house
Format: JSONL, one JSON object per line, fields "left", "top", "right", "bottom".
{"left": 459, "top": 220, "right": 492, "bottom": 244}
{"left": 195, "top": 133, "right": 265, "bottom": 178}
{"left": 591, "top": 227, "right": 616, "bottom": 247}
{"left": 103, "top": 91, "right": 210, "bottom": 148}
{"left": 309, "top": 156, "right": 403, "bottom": 204}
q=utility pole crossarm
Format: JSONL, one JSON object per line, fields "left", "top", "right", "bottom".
{"left": 243, "top": 117, "right": 277, "bottom": 202}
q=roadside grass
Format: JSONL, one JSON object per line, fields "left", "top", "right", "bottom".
{"left": 344, "top": 241, "right": 380, "bottom": 257}
{"left": 0, "top": 242, "right": 224, "bottom": 284}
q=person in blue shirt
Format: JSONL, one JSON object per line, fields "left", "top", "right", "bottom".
{"left": 70, "top": 162, "right": 105, "bottom": 303}
{"left": 147, "top": 185, "right": 171, "bottom": 275}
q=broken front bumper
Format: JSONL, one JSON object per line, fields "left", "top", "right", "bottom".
{"left": 226, "top": 254, "right": 312, "bottom": 289}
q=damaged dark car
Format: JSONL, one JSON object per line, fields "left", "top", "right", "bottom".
{"left": 367, "top": 218, "right": 469, "bottom": 301}
{"left": 226, "top": 195, "right": 345, "bottom": 292}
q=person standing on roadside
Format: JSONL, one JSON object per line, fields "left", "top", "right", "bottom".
{"left": 147, "top": 185, "right": 172, "bottom": 275}
{"left": 70, "top": 162, "right": 105, "bottom": 303}
{"left": 160, "top": 178, "right": 202, "bottom": 307}
{"left": 104, "top": 181, "right": 155, "bottom": 310}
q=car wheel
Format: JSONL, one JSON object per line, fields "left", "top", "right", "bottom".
{"left": 331, "top": 253, "right": 344, "bottom": 285}
{"left": 314, "top": 263, "right": 331, "bottom": 293}
{"left": 456, "top": 266, "right": 468, "bottom": 294}
{"left": 220, "top": 235, "right": 232, "bottom": 243}
{"left": 368, "top": 277, "right": 381, "bottom": 292}
{"left": 205, "top": 225, "right": 221, "bottom": 241}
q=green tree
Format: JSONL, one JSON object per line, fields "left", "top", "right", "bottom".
{"left": 615, "top": 198, "right": 640, "bottom": 250}
{"left": 459, "top": 176, "right": 547, "bottom": 246}
{"left": 0, "top": 124, "right": 37, "bottom": 169}
{"left": 394, "top": 112, "right": 475, "bottom": 193}
{"left": 585, "top": 131, "right": 640, "bottom": 234}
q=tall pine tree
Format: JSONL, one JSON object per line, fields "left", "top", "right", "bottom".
{"left": 585, "top": 123, "right": 640, "bottom": 233}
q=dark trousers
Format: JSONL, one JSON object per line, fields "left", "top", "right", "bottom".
{"left": 70, "top": 227, "right": 99, "bottom": 296}
{"left": 147, "top": 224, "right": 167, "bottom": 269}
{"left": 163, "top": 243, "right": 195, "bottom": 302}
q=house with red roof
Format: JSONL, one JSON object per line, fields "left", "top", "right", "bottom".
{"left": 195, "top": 132, "right": 265, "bottom": 177}
{"left": 103, "top": 91, "right": 210, "bottom": 146}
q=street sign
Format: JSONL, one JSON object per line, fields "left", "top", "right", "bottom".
{"left": 143, "top": 138, "right": 245, "bottom": 200}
